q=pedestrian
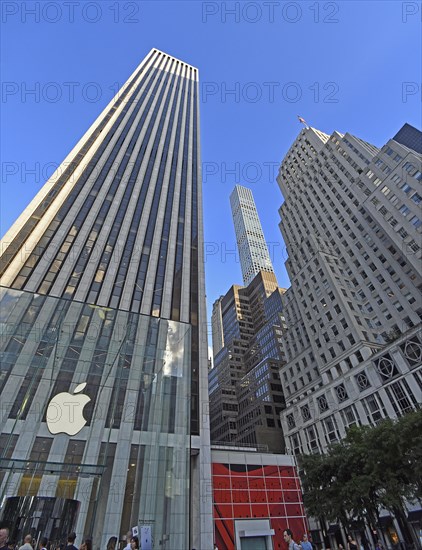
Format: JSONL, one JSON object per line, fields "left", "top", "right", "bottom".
{"left": 123, "top": 534, "right": 131, "bottom": 550}
{"left": 347, "top": 535, "right": 358, "bottom": 550}
{"left": 0, "top": 529, "right": 9, "bottom": 550}
{"left": 18, "top": 536, "right": 33, "bottom": 550}
{"left": 301, "top": 534, "right": 312, "bottom": 550}
{"left": 129, "top": 538, "right": 138, "bottom": 550}
{"left": 38, "top": 538, "right": 48, "bottom": 550}
{"left": 106, "top": 538, "right": 117, "bottom": 550}
{"left": 79, "top": 540, "right": 92, "bottom": 550}
{"left": 283, "top": 529, "right": 301, "bottom": 550}
{"left": 65, "top": 535, "right": 78, "bottom": 550}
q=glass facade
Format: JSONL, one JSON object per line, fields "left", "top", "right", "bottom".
{"left": 0, "top": 49, "right": 203, "bottom": 437}
{"left": 0, "top": 47, "right": 212, "bottom": 549}
{"left": 0, "top": 287, "right": 191, "bottom": 546}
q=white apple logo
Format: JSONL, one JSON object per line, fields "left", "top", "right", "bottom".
{"left": 46, "top": 382, "right": 91, "bottom": 436}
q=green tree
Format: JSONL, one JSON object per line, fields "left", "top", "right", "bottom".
{"left": 395, "top": 409, "right": 422, "bottom": 500}
{"left": 298, "top": 409, "right": 422, "bottom": 546}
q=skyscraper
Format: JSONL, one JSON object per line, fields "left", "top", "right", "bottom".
{"left": 209, "top": 272, "right": 286, "bottom": 452}
{"left": 275, "top": 124, "right": 421, "bottom": 456}
{"left": 230, "top": 185, "right": 275, "bottom": 285}
{"left": 210, "top": 186, "right": 286, "bottom": 451}
{"left": 0, "top": 49, "right": 212, "bottom": 549}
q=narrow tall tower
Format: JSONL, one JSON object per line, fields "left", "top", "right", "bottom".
{"left": 0, "top": 49, "right": 212, "bottom": 549}
{"left": 230, "top": 185, "right": 275, "bottom": 285}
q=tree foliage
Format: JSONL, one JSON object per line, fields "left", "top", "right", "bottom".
{"left": 298, "top": 409, "right": 422, "bottom": 531}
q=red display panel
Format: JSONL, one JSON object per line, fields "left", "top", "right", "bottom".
{"left": 212, "top": 461, "right": 308, "bottom": 550}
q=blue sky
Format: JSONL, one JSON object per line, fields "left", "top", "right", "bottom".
{"left": 1, "top": 0, "right": 421, "bottom": 325}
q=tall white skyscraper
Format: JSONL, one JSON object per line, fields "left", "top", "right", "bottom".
{"left": 0, "top": 49, "right": 212, "bottom": 549}
{"left": 230, "top": 185, "right": 275, "bottom": 285}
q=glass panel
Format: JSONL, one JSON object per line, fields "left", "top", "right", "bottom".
{"left": 241, "top": 536, "right": 268, "bottom": 550}
{"left": 0, "top": 286, "right": 191, "bottom": 548}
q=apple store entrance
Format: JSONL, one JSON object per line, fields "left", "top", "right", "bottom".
{"left": 0, "top": 287, "right": 191, "bottom": 550}
{"left": 1, "top": 497, "right": 80, "bottom": 540}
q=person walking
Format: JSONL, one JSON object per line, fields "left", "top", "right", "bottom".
{"left": 347, "top": 535, "right": 358, "bottom": 550}
{"left": 18, "top": 536, "right": 33, "bottom": 550}
{"left": 301, "top": 534, "right": 312, "bottom": 550}
{"left": 123, "top": 534, "right": 131, "bottom": 550}
{"left": 38, "top": 538, "right": 48, "bottom": 550}
{"left": 79, "top": 539, "right": 92, "bottom": 550}
{"left": 0, "top": 529, "right": 9, "bottom": 550}
{"left": 65, "top": 534, "right": 78, "bottom": 550}
{"left": 283, "top": 529, "right": 301, "bottom": 550}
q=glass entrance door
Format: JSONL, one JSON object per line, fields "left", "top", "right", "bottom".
{"left": 241, "top": 535, "right": 268, "bottom": 550}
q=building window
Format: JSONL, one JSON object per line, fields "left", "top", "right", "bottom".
{"left": 301, "top": 404, "right": 311, "bottom": 421}
{"left": 385, "top": 379, "right": 417, "bottom": 416}
{"left": 305, "top": 425, "right": 320, "bottom": 453}
{"left": 410, "top": 216, "right": 422, "bottom": 228}
{"left": 322, "top": 415, "right": 340, "bottom": 444}
{"left": 335, "top": 384, "right": 348, "bottom": 402}
{"left": 287, "top": 413, "right": 295, "bottom": 429}
{"left": 400, "top": 338, "right": 422, "bottom": 366}
{"left": 362, "top": 393, "right": 386, "bottom": 425}
{"left": 355, "top": 371, "right": 370, "bottom": 391}
{"left": 317, "top": 395, "right": 329, "bottom": 413}
{"left": 340, "top": 404, "right": 360, "bottom": 429}
{"left": 375, "top": 355, "right": 398, "bottom": 381}
{"left": 290, "top": 432, "right": 303, "bottom": 455}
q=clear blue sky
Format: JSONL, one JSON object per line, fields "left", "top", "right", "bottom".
{"left": 1, "top": 0, "right": 421, "bottom": 329}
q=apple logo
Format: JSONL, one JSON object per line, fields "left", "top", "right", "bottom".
{"left": 46, "top": 382, "right": 91, "bottom": 436}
